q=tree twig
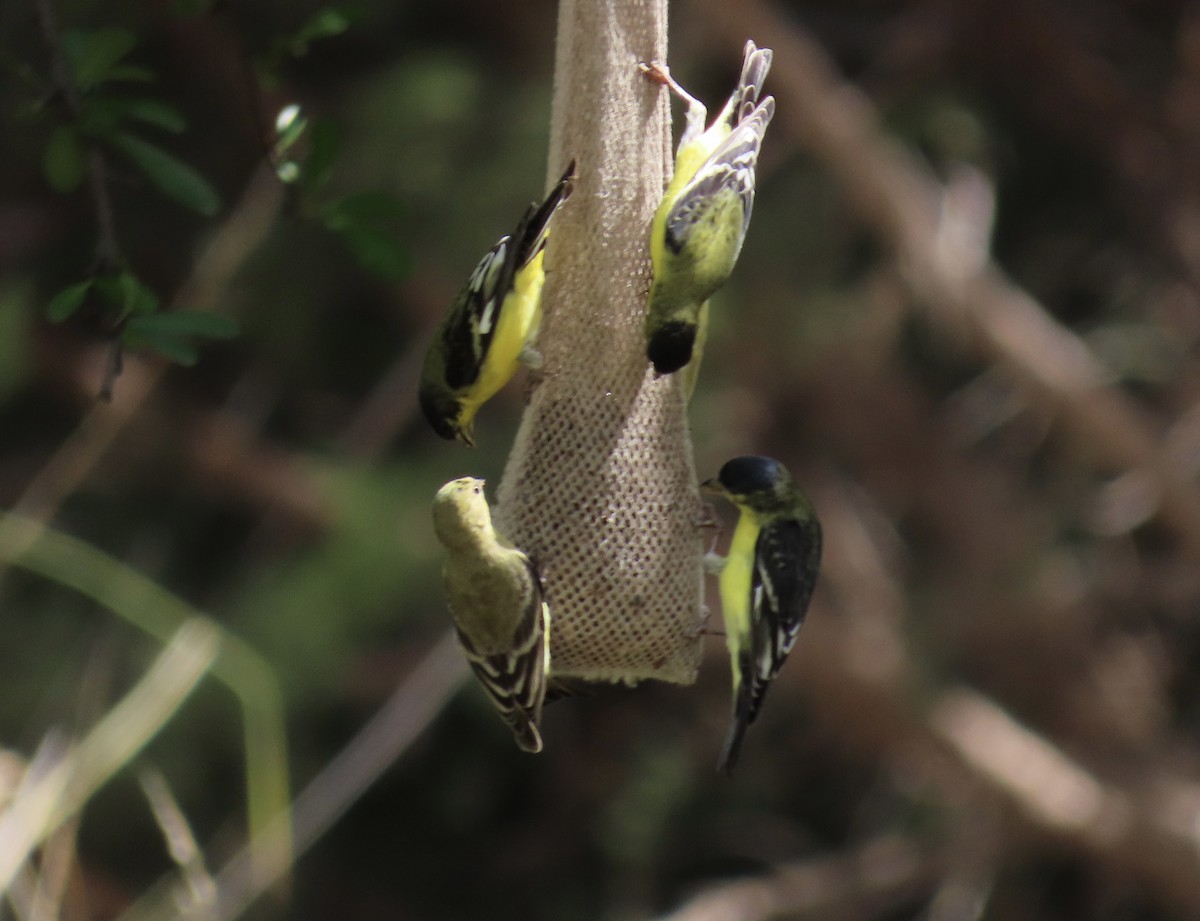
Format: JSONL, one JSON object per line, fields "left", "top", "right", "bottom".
{"left": 650, "top": 834, "right": 947, "bottom": 921}
{"left": 34, "top": 0, "right": 120, "bottom": 270}
{"left": 34, "top": 0, "right": 127, "bottom": 394}
{"left": 0, "top": 163, "right": 284, "bottom": 573}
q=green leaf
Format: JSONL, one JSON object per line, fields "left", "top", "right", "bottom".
{"left": 108, "top": 133, "right": 220, "bottom": 216}
{"left": 77, "top": 102, "right": 119, "bottom": 137}
{"left": 95, "top": 271, "right": 158, "bottom": 317}
{"left": 123, "top": 322, "right": 199, "bottom": 365}
{"left": 333, "top": 223, "right": 410, "bottom": 280}
{"left": 290, "top": 8, "right": 354, "bottom": 56}
{"left": 82, "top": 98, "right": 186, "bottom": 138}
{"left": 43, "top": 126, "right": 86, "bottom": 193}
{"left": 67, "top": 28, "right": 138, "bottom": 90}
{"left": 121, "top": 272, "right": 159, "bottom": 315}
{"left": 122, "top": 308, "right": 236, "bottom": 367}
{"left": 46, "top": 280, "right": 93, "bottom": 322}
{"left": 126, "top": 310, "right": 238, "bottom": 339}
{"left": 300, "top": 118, "right": 341, "bottom": 196}
{"left": 110, "top": 98, "right": 188, "bottom": 133}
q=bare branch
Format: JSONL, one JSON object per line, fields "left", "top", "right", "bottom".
{"left": 652, "top": 835, "right": 947, "bottom": 921}
{"left": 689, "top": 0, "right": 1200, "bottom": 562}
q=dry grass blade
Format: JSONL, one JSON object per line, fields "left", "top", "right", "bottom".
{"left": 117, "top": 631, "right": 467, "bottom": 921}
{"left": 138, "top": 767, "right": 216, "bottom": 916}
{"left": 0, "top": 512, "right": 291, "bottom": 896}
{"left": 0, "top": 621, "right": 219, "bottom": 896}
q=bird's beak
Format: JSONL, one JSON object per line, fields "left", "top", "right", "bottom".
{"left": 699, "top": 477, "right": 724, "bottom": 497}
{"left": 456, "top": 425, "right": 477, "bottom": 449}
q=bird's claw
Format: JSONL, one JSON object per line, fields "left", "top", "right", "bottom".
{"left": 638, "top": 60, "right": 705, "bottom": 116}
{"left": 639, "top": 60, "right": 672, "bottom": 86}
{"left": 695, "top": 501, "right": 721, "bottom": 532}
{"left": 519, "top": 344, "right": 544, "bottom": 370}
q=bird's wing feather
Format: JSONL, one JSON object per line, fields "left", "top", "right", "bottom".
{"left": 440, "top": 230, "right": 514, "bottom": 391}
{"left": 664, "top": 99, "right": 774, "bottom": 253}
{"left": 454, "top": 554, "right": 549, "bottom": 751}
{"left": 440, "top": 163, "right": 575, "bottom": 391}
{"left": 746, "top": 516, "right": 819, "bottom": 721}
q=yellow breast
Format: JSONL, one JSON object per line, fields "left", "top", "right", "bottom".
{"left": 458, "top": 249, "right": 545, "bottom": 424}
{"left": 719, "top": 510, "right": 759, "bottom": 684}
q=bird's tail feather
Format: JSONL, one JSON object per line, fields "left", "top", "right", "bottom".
{"left": 717, "top": 659, "right": 756, "bottom": 775}
{"left": 717, "top": 716, "right": 748, "bottom": 776}
{"left": 509, "top": 710, "right": 544, "bottom": 754}
{"left": 714, "top": 41, "right": 773, "bottom": 133}
{"left": 734, "top": 42, "right": 773, "bottom": 124}
{"left": 518, "top": 159, "right": 578, "bottom": 262}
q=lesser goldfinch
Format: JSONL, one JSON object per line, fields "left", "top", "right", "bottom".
{"left": 432, "top": 476, "right": 551, "bottom": 752}
{"left": 420, "top": 161, "right": 576, "bottom": 446}
{"left": 702, "top": 455, "right": 822, "bottom": 775}
{"left": 642, "top": 42, "right": 774, "bottom": 378}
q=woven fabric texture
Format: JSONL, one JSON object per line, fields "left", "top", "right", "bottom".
{"left": 494, "top": 0, "right": 707, "bottom": 683}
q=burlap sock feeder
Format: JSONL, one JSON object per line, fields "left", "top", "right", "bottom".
{"left": 494, "top": 0, "right": 707, "bottom": 684}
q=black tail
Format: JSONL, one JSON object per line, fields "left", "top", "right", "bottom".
{"left": 507, "top": 708, "right": 544, "bottom": 754}
{"left": 514, "top": 159, "right": 577, "bottom": 263}
{"left": 717, "top": 666, "right": 756, "bottom": 776}
{"left": 717, "top": 716, "right": 748, "bottom": 777}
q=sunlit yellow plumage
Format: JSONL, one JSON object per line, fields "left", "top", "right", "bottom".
{"left": 642, "top": 42, "right": 774, "bottom": 383}
{"left": 702, "top": 455, "right": 822, "bottom": 775}
{"left": 419, "top": 161, "right": 575, "bottom": 446}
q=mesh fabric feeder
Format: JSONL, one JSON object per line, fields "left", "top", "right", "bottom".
{"left": 494, "top": 0, "right": 707, "bottom": 685}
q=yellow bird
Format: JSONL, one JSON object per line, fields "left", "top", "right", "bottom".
{"left": 702, "top": 456, "right": 822, "bottom": 775}
{"left": 420, "top": 161, "right": 576, "bottom": 446}
{"left": 642, "top": 42, "right": 774, "bottom": 383}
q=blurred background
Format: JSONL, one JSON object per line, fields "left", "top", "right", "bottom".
{"left": 3, "top": 0, "right": 1200, "bottom": 919}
